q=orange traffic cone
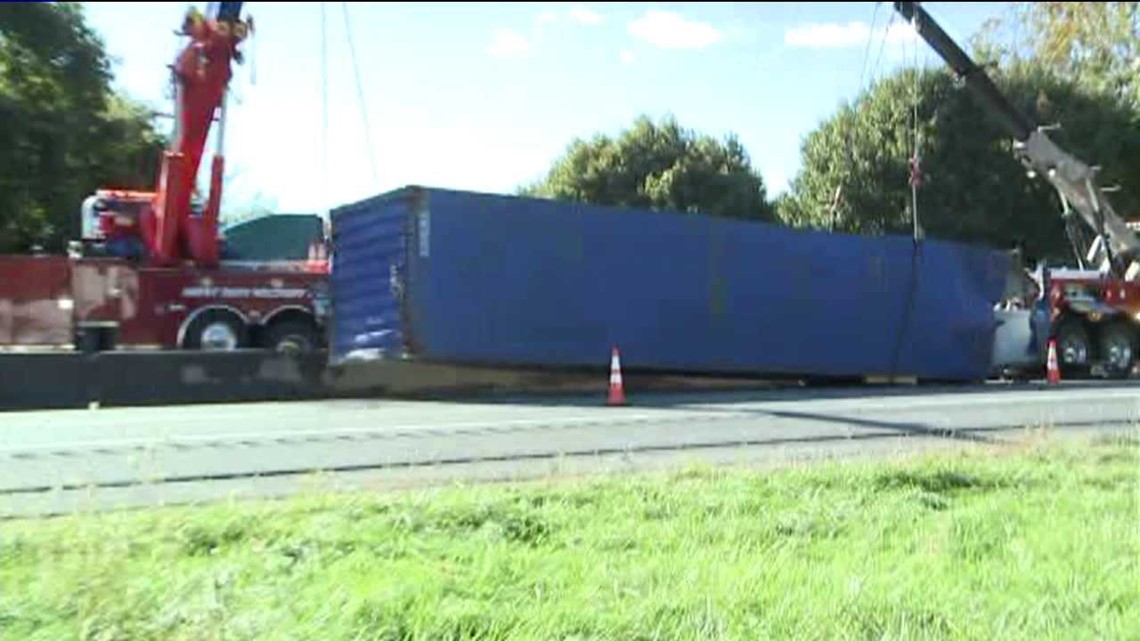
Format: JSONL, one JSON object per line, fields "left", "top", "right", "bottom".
{"left": 607, "top": 346, "right": 626, "bottom": 406}
{"left": 1046, "top": 338, "right": 1061, "bottom": 384}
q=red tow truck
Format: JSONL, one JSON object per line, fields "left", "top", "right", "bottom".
{"left": 0, "top": 2, "right": 330, "bottom": 354}
{"left": 898, "top": 1, "right": 1140, "bottom": 379}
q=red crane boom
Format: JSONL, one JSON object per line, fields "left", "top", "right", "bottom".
{"left": 149, "top": 3, "right": 251, "bottom": 267}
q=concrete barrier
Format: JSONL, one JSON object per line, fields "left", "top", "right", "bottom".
{"left": 1, "top": 351, "right": 783, "bottom": 412}
{"left": 0, "top": 353, "right": 93, "bottom": 411}
{"left": 92, "top": 350, "right": 330, "bottom": 407}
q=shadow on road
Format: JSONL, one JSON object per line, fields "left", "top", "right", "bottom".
{"left": 759, "top": 408, "right": 998, "bottom": 444}
{"left": 436, "top": 376, "right": 1140, "bottom": 410}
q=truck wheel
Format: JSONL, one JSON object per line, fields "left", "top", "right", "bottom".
{"left": 264, "top": 318, "right": 319, "bottom": 354}
{"left": 183, "top": 310, "right": 247, "bottom": 351}
{"left": 1097, "top": 321, "right": 1136, "bottom": 379}
{"left": 1054, "top": 317, "right": 1091, "bottom": 378}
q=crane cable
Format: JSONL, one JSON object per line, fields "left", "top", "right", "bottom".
{"left": 908, "top": 6, "right": 924, "bottom": 242}
{"left": 889, "top": 4, "right": 928, "bottom": 385}
{"left": 342, "top": 1, "right": 380, "bottom": 186}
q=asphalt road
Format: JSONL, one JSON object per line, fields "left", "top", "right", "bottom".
{"left": 2, "top": 381, "right": 1138, "bottom": 518}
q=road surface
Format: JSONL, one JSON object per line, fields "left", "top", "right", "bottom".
{"left": 2, "top": 382, "right": 1138, "bottom": 518}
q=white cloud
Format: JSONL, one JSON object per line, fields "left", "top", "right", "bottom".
{"left": 784, "top": 20, "right": 918, "bottom": 49}
{"left": 568, "top": 5, "right": 603, "bottom": 25}
{"left": 535, "top": 5, "right": 603, "bottom": 28}
{"left": 619, "top": 49, "right": 635, "bottom": 65}
{"left": 627, "top": 10, "right": 723, "bottom": 50}
{"left": 535, "top": 10, "right": 559, "bottom": 26}
{"left": 883, "top": 22, "right": 920, "bottom": 45}
{"left": 487, "top": 29, "right": 530, "bottom": 57}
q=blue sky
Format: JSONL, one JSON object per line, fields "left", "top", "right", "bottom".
{"left": 80, "top": 1, "right": 1016, "bottom": 218}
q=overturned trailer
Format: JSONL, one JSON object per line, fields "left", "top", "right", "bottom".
{"left": 328, "top": 186, "right": 1015, "bottom": 383}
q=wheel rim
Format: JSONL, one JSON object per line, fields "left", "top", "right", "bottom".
{"left": 201, "top": 322, "right": 239, "bottom": 351}
{"left": 274, "top": 334, "right": 311, "bottom": 354}
{"left": 1058, "top": 335, "right": 1089, "bottom": 367}
{"left": 1102, "top": 333, "right": 1134, "bottom": 372}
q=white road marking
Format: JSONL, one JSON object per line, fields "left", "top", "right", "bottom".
{"left": 0, "top": 412, "right": 671, "bottom": 456}
{"left": 4, "top": 386, "right": 1139, "bottom": 457}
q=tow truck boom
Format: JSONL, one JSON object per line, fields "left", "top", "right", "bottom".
{"left": 893, "top": 1, "right": 1140, "bottom": 279}
{"left": 150, "top": 0, "right": 250, "bottom": 268}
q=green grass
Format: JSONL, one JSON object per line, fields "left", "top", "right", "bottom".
{"left": 2, "top": 432, "right": 1138, "bottom": 641}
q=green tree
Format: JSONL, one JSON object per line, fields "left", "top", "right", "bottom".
{"left": 522, "top": 115, "right": 776, "bottom": 222}
{"left": 970, "top": 3, "right": 1140, "bottom": 139}
{"left": 1018, "top": 2, "right": 1139, "bottom": 110}
{"left": 0, "top": 2, "right": 166, "bottom": 253}
{"left": 777, "top": 63, "right": 1140, "bottom": 262}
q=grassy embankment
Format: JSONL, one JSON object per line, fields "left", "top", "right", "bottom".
{"left": 1, "top": 431, "right": 1138, "bottom": 640}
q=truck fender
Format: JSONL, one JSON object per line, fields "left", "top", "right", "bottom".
{"left": 261, "top": 305, "right": 316, "bottom": 327}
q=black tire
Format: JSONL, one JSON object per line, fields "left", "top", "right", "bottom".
{"left": 1054, "top": 317, "right": 1091, "bottom": 378}
{"left": 1097, "top": 321, "right": 1136, "bottom": 379}
{"left": 263, "top": 318, "right": 319, "bottom": 354}
{"left": 182, "top": 310, "right": 248, "bottom": 351}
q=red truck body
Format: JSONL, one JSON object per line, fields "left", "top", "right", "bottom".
{"left": 0, "top": 255, "right": 328, "bottom": 351}
{"left": 1042, "top": 268, "right": 1140, "bottom": 376}
{"left": 0, "top": 4, "right": 335, "bottom": 354}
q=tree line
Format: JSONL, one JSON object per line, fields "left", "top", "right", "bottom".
{"left": 524, "top": 2, "right": 1140, "bottom": 263}
{"left": 2, "top": 2, "right": 1137, "bottom": 263}
{"left": 0, "top": 2, "right": 166, "bottom": 254}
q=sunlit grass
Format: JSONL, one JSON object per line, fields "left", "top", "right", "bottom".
{"left": 1, "top": 431, "right": 1137, "bottom": 640}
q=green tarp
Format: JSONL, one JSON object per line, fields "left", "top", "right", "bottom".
{"left": 220, "top": 214, "right": 324, "bottom": 261}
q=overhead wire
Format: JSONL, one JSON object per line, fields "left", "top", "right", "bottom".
{"left": 857, "top": 2, "right": 882, "bottom": 95}
{"left": 829, "top": 2, "right": 886, "bottom": 232}
{"left": 873, "top": 10, "right": 897, "bottom": 85}
{"left": 834, "top": 1, "right": 893, "bottom": 231}
{"left": 342, "top": 1, "right": 380, "bottom": 187}
{"left": 320, "top": 1, "right": 330, "bottom": 223}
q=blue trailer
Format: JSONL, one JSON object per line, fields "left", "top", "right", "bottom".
{"left": 328, "top": 186, "right": 1013, "bottom": 382}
